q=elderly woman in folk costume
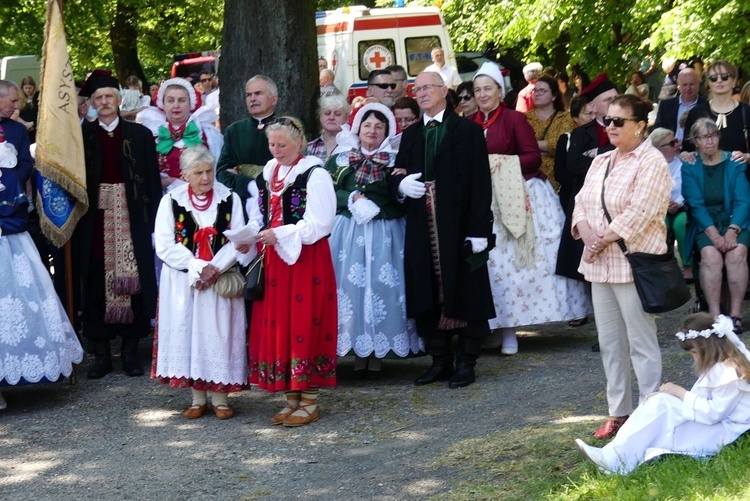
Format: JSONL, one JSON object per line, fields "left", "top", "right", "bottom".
{"left": 0, "top": 113, "right": 84, "bottom": 409}
{"left": 152, "top": 145, "right": 250, "bottom": 420}
{"left": 469, "top": 62, "right": 590, "bottom": 355}
{"left": 326, "top": 103, "right": 422, "bottom": 378}
{"left": 137, "top": 77, "right": 223, "bottom": 192}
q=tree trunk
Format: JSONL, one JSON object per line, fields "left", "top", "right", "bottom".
{"left": 109, "top": 0, "right": 147, "bottom": 86}
{"left": 221, "top": 0, "right": 319, "bottom": 137}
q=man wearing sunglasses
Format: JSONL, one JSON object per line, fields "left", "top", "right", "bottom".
{"left": 366, "top": 69, "right": 396, "bottom": 107}
{"left": 348, "top": 70, "right": 397, "bottom": 127}
{"left": 653, "top": 68, "right": 704, "bottom": 143}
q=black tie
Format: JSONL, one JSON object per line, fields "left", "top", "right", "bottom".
{"left": 426, "top": 119, "right": 439, "bottom": 128}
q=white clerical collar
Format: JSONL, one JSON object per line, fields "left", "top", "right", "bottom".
{"left": 423, "top": 109, "right": 446, "bottom": 125}
{"left": 98, "top": 116, "right": 120, "bottom": 132}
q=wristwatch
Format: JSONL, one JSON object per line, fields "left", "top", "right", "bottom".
{"left": 729, "top": 225, "right": 742, "bottom": 235}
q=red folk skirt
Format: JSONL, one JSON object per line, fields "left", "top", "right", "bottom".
{"left": 249, "top": 238, "right": 338, "bottom": 393}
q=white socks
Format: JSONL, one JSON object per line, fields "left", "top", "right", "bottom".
{"left": 210, "top": 391, "right": 228, "bottom": 408}
{"left": 191, "top": 389, "right": 207, "bottom": 406}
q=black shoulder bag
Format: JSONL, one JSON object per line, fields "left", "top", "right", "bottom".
{"left": 600, "top": 159, "right": 690, "bottom": 313}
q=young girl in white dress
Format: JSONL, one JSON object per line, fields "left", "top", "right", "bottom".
{"left": 575, "top": 312, "right": 750, "bottom": 474}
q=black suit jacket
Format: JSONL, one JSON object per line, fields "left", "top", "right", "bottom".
{"left": 652, "top": 95, "right": 706, "bottom": 133}
{"left": 390, "top": 109, "right": 495, "bottom": 321}
{"left": 74, "top": 119, "right": 162, "bottom": 319}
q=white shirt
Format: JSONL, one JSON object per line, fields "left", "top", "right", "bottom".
{"left": 424, "top": 63, "right": 461, "bottom": 88}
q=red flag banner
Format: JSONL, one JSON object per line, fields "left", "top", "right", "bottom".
{"left": 34, "top": 0, "right": 88, "bottom": 246}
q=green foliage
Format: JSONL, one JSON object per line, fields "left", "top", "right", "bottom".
{"left": 3, "top": 0, "right": 748, "bottom": 85}
{"left": 0, "top": 0, "right": 223, "bottom": 81}
{"left": 439, "top": 0, "right": 750, "bottom": 84}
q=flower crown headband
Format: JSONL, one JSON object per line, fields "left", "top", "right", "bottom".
{"left": 675, "top": 315, "right": 734, "bottom": 341}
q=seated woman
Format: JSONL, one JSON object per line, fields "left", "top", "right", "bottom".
{"left": 682, "top": 118, "right": 750, "bottom": 333}
{"left": 152, "top": 145, "right": 249, "bottom": 420}
{"left": 307, "top": 94, "right": 350, "bottom": 162}
{"left": 245, "top": 117, "right": 338, "bottom": 427}
{"left": 0, "top": 126, "right": 84, "bottom": 409}
{"left": 326, "top": 103, "right": 422, "bottom": 376}
{"left": 576, "top": 313, "right": 750, "bottom": 475}
{"left": 650, "top": 127, "right": 692, "bottom": 281}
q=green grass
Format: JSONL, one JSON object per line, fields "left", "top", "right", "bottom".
{"left": 429, "top": 416, "right": 750, "bottom": 501}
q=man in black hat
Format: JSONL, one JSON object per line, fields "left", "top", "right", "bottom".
{"left": 73, "top": 70, "right": 162, "bottom": 379}
{"left": 556, "top": 73, "right": 618, "bottom": 340}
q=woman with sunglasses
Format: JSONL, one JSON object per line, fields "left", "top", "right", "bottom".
{"left": 325, "top": 103, "right": 422, "bottom": 377}
{"left": 682, "top": 60, "right": 750, "bottom": 165}
{"left": 572, "top": 94, "right": 672, "bottom": 439}
{"left": 524, "top": 75, "right": 576, "bottom": 191}
{"left": 470, "top": 62, "right": 589, "bottom": 355}
{"left": 650, "top": 127, "right": 692, "bottom": 281}
{"left": 682, "top": 118, "right": 750, "bottom": 333}
{"left": 456, "top": 81, "right": 478, "bottom": 117}
{"left": 245, "top": 117, "right": 338, "bottom": 427}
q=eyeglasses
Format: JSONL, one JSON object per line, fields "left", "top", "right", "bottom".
{"left": 268, "top": 117, "right": 303, "bottom": 134}
{"left": 370, "top": 83, "right": 397, "bottom": 90}
{"left": 708, "top": 73, "right": 732, "bottom": 83}
{"left": 458, "top": 94, "right": 473, "bottom": 101}
{"left": 532, "top": 88, "right": 549, "bottom": 95}
{"left": 413, "top": 84, "right": 444, "bottom": 94}
{"left": 603, "top": 116, "right": 639, "bottom": 127}
{"left": 659, "top": 139, "right": 678, "bottom": 148}
{"left": 396, "top": 117, "right": 417, "bottom": 126}
{"left": 695, "top": 133, "right": 719, "bottom": 143}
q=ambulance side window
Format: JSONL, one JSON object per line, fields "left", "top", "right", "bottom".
{"left": 358, "top": 39, "right": 397, "bottom": 81}
{"left": 405, "top": 36, "right": 441, "bottom": 76}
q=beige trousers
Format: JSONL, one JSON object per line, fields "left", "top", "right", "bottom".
{"left": 591, "top": 282, "right": 662, "bottom": 417}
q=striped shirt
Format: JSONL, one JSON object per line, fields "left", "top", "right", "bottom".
{"left": 571, "top": 139, "right": 671, "bottom": 283}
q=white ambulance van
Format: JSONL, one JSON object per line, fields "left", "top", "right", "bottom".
{"left": 316, "top": 5, "right": 457, "bottom": 102}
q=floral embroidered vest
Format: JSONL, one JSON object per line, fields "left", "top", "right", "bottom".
{"left": 256, "top": 167, "right": 317, "bottom": 225}
{"left": 172, "top": 195, "right": 232, "bottom": 261}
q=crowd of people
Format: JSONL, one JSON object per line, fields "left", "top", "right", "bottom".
{"left": 1, "top": 51, "right": 750, "bottom": 471}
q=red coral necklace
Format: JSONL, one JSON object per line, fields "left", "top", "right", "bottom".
{"left": 188, "top": 185, "right": 213, "bottom": 211}
{"left": 270, "top": 155, "right": 303, "bottom": 192}
{"left": 474, "top": 105, "right": 503, "bottom": 130}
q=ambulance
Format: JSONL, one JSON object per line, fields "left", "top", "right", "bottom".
{"left": 315, "top": 5, "right": 457, "bottom": 102}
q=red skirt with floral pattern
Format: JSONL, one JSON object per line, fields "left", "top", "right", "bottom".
{"left": 249, "top": 239, "right": 338, "bottom": 392}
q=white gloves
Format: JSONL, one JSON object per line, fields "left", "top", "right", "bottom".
{"left": 466, "top": 237, "right": 488, "bottom": 254}
{"left": 398, "top": 172, "right": 426, "bottom": 199}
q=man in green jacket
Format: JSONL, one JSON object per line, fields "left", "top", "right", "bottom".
{"left": 216, "top": 75, "right": 278, "bottom": 199}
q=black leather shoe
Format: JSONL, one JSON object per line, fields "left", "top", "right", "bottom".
{"left": 448, "top": 364, "right": 475, "bottom": 388}
{"left": 122, "top": 353, "right": 144, "bottom": 377}
{"left": 414, "top": 363, "right": 454, "bottom": 386}
{"left": 87, "top": 354, "right": 113, "bottom": 379}
{"left": 121, "top": 338, "right": 144, "bottom": 376}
